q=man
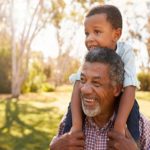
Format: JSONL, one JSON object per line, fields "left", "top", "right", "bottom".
{"left": 50, "top": 48, "right": 150, "bottom": 150}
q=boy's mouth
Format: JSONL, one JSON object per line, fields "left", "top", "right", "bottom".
{"left": 88, "top": 46, "right": 99, "bottom": 51}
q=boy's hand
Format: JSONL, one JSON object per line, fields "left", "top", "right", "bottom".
{"left": 114, "top": 123, "right": 125, "bottom": 136}
{"left": 50, "top": 131, "right": 85, "bottom": 150}
{"left": 108, "top": 128, "right": 138, "bottom": 150}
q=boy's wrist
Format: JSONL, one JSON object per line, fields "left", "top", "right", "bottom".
{"left": 114, "top": 121, "right": 126, "bottom": 135}
{"left": 70, "top": 126, "right": 82, "bottom": 133}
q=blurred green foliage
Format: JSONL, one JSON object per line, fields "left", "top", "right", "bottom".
{"left": 0, "top": 48, "right": 11, "bottom": 93}
{"left": 22, "top": 60, "right": 47, "bottom": 93}
{"left": 40, "top": 83, "right": 55, "bottom": 92}
{"left": 22, "top": 52, "right": 55, "bottom": 93}
{"left": 138, "top": 72, "right": 150, "bottom": 91}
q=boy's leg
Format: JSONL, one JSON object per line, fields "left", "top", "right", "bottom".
{"left": 63, "top": 102, "right": 86, "bottom": 133}
{"left": 127, "top": 100, "right": 140, "bottom": 141}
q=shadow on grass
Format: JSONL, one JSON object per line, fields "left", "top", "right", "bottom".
{"left": 0, "top": 98, "right": 62, "bottom": 150}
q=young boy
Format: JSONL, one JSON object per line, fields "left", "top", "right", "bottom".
{"left": 63, "top": 4, "right": 140, "bottom": 143}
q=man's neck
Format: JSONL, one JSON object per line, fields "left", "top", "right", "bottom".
{"left": 93, "top": 109, "right": 114, "bottom": 128}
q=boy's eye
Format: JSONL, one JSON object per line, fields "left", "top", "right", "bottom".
{"left": 94, "top": 30, "right": 101, "bottom": 35}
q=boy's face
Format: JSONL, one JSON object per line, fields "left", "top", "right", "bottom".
{"left": 84, "top": 13, "right": 121, "bottom": 51}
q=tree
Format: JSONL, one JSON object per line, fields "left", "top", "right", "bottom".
{"left": 122, "top": 1, "right": 150, "bottom": 71}
{"left": 1, "top": 0, "right": 105, "bottom": 96}
{"left": 0, "top": 0, "right": 11, "bottom": 93}
{"left": 9, "top": 0, "right": 67, "bottom": 98}
{"left": 145, "top": 16, "right": 150, "bottom": 71}
{"left": 0, "top": 44, "right": 11, "bottom": 93}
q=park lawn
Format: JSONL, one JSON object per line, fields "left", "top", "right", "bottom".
{"left": 0, "top": 85, "right": 149, "bottom": 150}
{"left": 136, "top": 91, "right": 150, "bottom": 118}
{"left": 0, "top": 86, "right": 72, "bottom": 150}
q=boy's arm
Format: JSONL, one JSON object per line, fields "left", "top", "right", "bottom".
{"left": 71, "top": 81, "right": 83, "bottom": 132}
{"left": 114, "top": 86, "right": 136, "bottom": 134}
{"left": 114, "top": 43, "right": 137, "bottom": 134}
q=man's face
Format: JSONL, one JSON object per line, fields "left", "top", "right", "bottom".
{"left": 80, "top": 62, "right": 118, "bottom": 118}
{"left": 84, "top": 13, "right": 121, "bottom": 51}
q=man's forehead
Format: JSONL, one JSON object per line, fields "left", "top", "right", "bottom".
{"left": 81, "top": 62, "right": 109, "bottom": 76}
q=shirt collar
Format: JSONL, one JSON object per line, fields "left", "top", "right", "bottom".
{"left": 85, "top": 112, "right": 116, "bottom": 132}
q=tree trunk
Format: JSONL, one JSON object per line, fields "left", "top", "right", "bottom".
{"left": 11, "top": 80, "right": 21, "bottom": 98}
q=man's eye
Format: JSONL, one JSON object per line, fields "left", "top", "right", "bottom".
{"left": 80, "top": 78, "right": 86, "bottom": 84}
{"left": 93, "top": 82, "right": 101, "bottom": 87}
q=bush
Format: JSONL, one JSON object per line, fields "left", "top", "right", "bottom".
{"left": 137, "top": 72, "right": 150, "bottom": 91}
{"left": 40, "top": 83, "right": 55, "bottom": 92}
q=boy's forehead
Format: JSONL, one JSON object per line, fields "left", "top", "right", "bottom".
{"left": 84, "top": 13, "right": 109, "bottom": 26}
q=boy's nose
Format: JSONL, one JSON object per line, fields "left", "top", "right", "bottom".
{"left": 86, "top": 33, "right": 95, "bottom": 42}
{"left": 85, "top": 34, "right": 96, "bottom": 48}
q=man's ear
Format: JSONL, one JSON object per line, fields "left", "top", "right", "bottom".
{"left": 113, "top": 28, "right": 122, "bottom": 42}
{"left": 113, "top": 84, "right": 123, "bottom": 97}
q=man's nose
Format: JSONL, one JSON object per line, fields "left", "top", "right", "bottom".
{"left": 81, "top": 83, "right": 93, "bottom": 95}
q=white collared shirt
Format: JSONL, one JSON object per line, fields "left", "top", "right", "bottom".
{"left": 69, "top": 42, "right": 138, "bottom": 88}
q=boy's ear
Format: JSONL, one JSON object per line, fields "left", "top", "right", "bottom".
{"left": 113, "top": 28, "right": 122, "bottom": 42}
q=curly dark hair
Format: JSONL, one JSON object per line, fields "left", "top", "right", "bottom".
{"left": 85, "top": 47, "right": 124, "bottom": 85}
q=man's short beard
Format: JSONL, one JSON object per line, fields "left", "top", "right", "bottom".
{"left": 81, "top": 98, "right": 101, "bottom": 117}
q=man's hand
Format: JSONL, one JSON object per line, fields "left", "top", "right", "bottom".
{"left": 107, "top": 128, "right": 139, "bottom": 150}
{"left": 50, "top": 131, "right": 85, "bottom": 150}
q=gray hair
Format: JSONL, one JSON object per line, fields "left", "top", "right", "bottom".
{"left": 85, "top": 48, "right": 124, "bottom": 85}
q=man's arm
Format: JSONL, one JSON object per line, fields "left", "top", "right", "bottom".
{"left": 107, "top": 128, "right": 139, "bottom": 150}
{"left": 50, "top": 131, "right": 85, "bottom": 150}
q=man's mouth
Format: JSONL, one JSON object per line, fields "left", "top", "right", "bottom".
{"left": 81, "top": 96, "right": 101, "bottom": 117}
{"left": 83, "top": 98, "right": 96, "bottom": 108}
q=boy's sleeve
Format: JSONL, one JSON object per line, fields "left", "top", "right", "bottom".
{"left": 69, "top": 71, "right": 81, "bottom": 84}
{"left": 121, "top": 45, "right": 139, "bottom": 88}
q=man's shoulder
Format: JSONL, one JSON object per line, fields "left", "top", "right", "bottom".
{"left": 139, "top": 113, "right": 150, "bottom": 148}
{"left": 139, "top": 113, "right": 150, "bottom": 127}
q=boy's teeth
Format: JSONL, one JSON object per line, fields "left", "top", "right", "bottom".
{"left": 89, "top": 47, "right": 97, "bottom": 50}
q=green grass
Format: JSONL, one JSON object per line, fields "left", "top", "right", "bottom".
{"left": 136, "top": 91, "right": 150, "bottom": 101}
{"left": 0, "top": 86, "right": 72, "bottom": 150}
{"left": 136, "top": 91, "right": 150, "bottom": 118}
{"left": 0, "top": 99, "right": 60, "bottom": 150}
{"left": 0, "top": 85, "right": 149, "bottom": 150}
